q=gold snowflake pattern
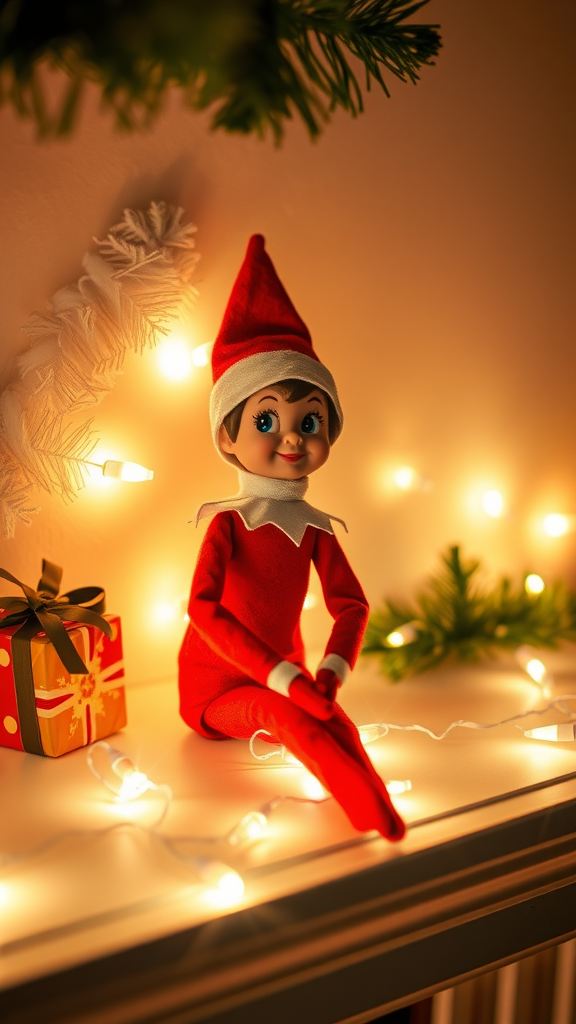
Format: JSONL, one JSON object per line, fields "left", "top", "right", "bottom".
{"left": 69, "top": 630, "right": 107, "bottom": 733}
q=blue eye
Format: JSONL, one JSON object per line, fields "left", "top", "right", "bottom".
{"left": 301, "top": 413, "right": 321, "bottom": 435}
{"left": 253, "top": 410, "right": 279, "bottom": 433}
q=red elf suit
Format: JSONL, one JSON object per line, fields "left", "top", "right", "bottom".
{"left": 179, "top": 235, "right": 405, "bottom": 841}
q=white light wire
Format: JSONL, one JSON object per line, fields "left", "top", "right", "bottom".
{"left": 0, "top": 744, "right": 330, "bottom": 877}
{"left": 0, "top": 794, "right": 331, "bottom": 872}
{"left": 354, "top": 694, "right": 576, "bottom": 743}
{"left": 249, "top": 729, "right": 289, "bottom": 760}
{"left": 247, "top": 698, "right": 576, "bottom": 762}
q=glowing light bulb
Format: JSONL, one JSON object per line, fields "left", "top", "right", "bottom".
{"left": 386, "top": 631, "right": 404, "bottom": 647}
{"left": 120, "top": 462, "right": 153, "bottom": 482}
{"left": 516, "top": 646, "right": 548, "bottom": 683}
{"left": 88, "top": 742, "right": 155, "bottom": 800}
{"left": 526, "top": 659, "right": 547, "bottom": 683}
{"left": 193, "top": 858, "right": 245, "bottom": 902}
{"left": 218, "top": 870, "right": 245, "bottom": 901}
{"left": 515, "top": 646, "right": 552, "bottom": 695}
{"left": 153, "top": 601, "right": 177, "bottom": 624}
{"left": 359, "top": 723, "right": 389, "bottom": 746}
{"left": 109, "top": 755, "right": 154, "bottom": 801}
{"left": 303, "top": 592, "right": 317, "bottom": 610}
{"left": 118, "top": 770, "right": 153, "bottom": 801}
{"left": 191, "top": 343, "right": 211, "bottom": 367}
{"left": 482, "top": 490, "right": 505, "bottom": 518}
{"left": 525, "top": 574, "right": 545, "bottom": 595}
{"left": 301, "top": 773, "right": 327, "bottom": 800}
{"left": 523, "top": 723, "right": 576, "bottom": 742}
{"left": 158, "top": 338, "right": 193, "bottom": 380}
{"left": 82, "top": 447, "right": 118, "bottom": 485}
{"left": 392, "top": 466, "right": 432, "bottom": 492}
{"left": 228, "top": 811, "right": 268, "bottom": 846}
{"left": 385, "top": 779, "right": 412, "bottom": 795}
{"left": 394, "top": 466, "right": 417, "bottom": 490}
{"left": 386, "top": 623, "right": 417, "bottom": 647}
{"left": 101, "top": 460, "right": 154, "bottom": 482}
{"left": 543, "top": 514, "right": 572, "bottom": 538}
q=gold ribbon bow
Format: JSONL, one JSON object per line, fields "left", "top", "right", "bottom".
{"left": 0, "top": 560, "right": 112, "bottom": 756}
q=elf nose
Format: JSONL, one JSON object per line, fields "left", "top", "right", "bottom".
{"left": 282, "top": 429, "right": 303, "bottom": 447}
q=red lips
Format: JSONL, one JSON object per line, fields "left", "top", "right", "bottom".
{"left": 277, "top": 453, "right": 304, "bottom": 462}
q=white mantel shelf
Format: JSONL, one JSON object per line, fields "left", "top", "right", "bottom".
{"left": 1, "top": 659, "right": 576, "bottom": 1024}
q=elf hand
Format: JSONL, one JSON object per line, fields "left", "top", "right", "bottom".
{"left": 289, "top": 674, "right": 333, "bottom": 720}
{"left": 315, "top": 668, "right": 341, "bottom": 702}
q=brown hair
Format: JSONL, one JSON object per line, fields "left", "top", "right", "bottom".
{"left": 222, "top": 379, "right": 338, "bottom": 444}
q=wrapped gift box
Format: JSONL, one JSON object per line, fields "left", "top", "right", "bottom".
{"left": 0, "top": 615, "right": 126, "bottom": 757}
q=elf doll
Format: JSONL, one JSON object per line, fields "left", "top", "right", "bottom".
{"left": 179, "top": 235, "right": 405, "bottom": 841}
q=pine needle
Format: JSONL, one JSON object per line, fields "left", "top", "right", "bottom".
{"left": 363, "top": 546, "right": 576, "bottom": 681}
{"left": 0, "top": 1, "right": 441, "bottom": 142}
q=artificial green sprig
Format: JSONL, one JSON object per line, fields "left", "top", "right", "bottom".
{"left": 362, "top": 546, "right": 576, "bottom": 681}
{"left": 0, "top": 0, "right": 441, "bottom": 141}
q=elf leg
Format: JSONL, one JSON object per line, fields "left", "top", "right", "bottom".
{"left": 203, "top": 686, "right": 405, "bottom": 840}
{"left": 322, "top": 706, "right": 394, "bottom": 795}
{"left": 314, "top": 704, "right": 405, "bottom": 840}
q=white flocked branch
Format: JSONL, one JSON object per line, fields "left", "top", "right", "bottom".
{"left": 0, "top": 201, "right": 199, "bottom": 537}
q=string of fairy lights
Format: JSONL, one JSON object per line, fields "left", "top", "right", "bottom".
{"left": 1, "top": 664, "right": 575, "bottom": 917}
{"left": 86, "top": 327, "right": 576, "bottom": 539}
{"left": 391, "top": 464, "right": 575, "bottom": 539}
{"left": 86, "top": 328, "right": 576, "bottom": 634}
{"left": 78, "top": 337, "right": 212, "bottom": 486}
{"left": 0, "top": 739, "right": 333, "bottom": 908}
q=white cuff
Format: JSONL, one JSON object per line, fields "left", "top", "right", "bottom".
{"left": 267, "top": 661, "right": 301, "bottom": 697}
{"left": 318, "top": 653, "right": 350, "bottom": 684}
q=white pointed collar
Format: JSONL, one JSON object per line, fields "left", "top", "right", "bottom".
{"left": 195, "top": 470, "right": 347, "bottom": 547}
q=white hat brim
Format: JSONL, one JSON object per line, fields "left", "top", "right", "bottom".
{"left": 210, "top": 349, "right": 343, "bottom": 455}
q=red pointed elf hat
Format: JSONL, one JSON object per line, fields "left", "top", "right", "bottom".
{"left": 210, "top": 235, "right": 343, "bottom": 450}
{"left": 212, "top": 234, "right": 317, "bottom": 381}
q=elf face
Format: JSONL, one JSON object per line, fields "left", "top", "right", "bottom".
{"left": 219, "top": 386, "right": 331, "bottom": 479}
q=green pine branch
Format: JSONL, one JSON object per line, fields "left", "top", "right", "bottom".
{"left": 0, "top": 0, "right": 441, "bottom": 142}
{"left": 362, "top": 546, "right": 576, "bottom": 682}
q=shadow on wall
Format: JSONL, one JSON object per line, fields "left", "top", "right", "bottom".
{"left": 102, "top": 153, "right": 210, "bottom": 241}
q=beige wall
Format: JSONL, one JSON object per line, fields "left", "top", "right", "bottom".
{"left": 1, "top": 0, "right": 575, "bottom": 685}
